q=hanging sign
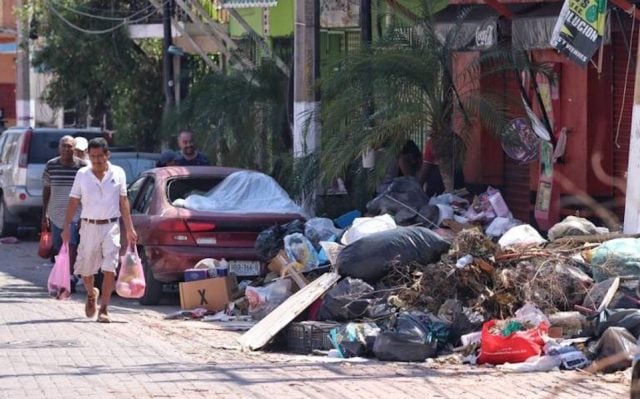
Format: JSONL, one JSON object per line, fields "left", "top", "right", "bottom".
{"left": 550, "top": 0, "right": 607, "bottom": 67}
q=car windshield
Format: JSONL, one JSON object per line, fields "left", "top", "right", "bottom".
{"left": 110, "top": 155, "right": 158, "bottom": 184}
{"left": 166, "top": 177, "right": 224, "bottom": 203}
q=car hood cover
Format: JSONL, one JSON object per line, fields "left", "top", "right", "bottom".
{"left": 182, "top": 171, "right": 305, "bottom": 215}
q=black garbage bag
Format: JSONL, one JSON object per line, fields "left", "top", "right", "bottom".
{"left": 317, "top": 278, "right": 374, "bottom": 322}
{"left": 336, "top": 226, "right": 450, "bottom": 283}
{"left": 594, "top": 309, "right": 640, "bottom": 339}
{"left": 437, "top": 300, "right": 484, "bottom": 345}
{"left": 255, "top": 225, "right": 284, "bottom": 261}
{"left": 367, "top": 177, "right": 439, "bottom": 227}
{"left": 372, "top": 311, "right": 445, "bottom": 362}
{"left": 366, "top": 298, "right": 396, "bottom": 319}
{"left": 588, "top": 327, "right": 636, "bottom": 373}
{"left": 583, "top": 278, "right": 640, "bottom": 310}
{"left": 255, "top": 219, "right": 305, "bottom": 261}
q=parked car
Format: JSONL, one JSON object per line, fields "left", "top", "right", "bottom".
{"left": 125, "top": 166, "right": 305, "bottom": 305}
{"left": 0, "top": 127, "right": 106, "bottom": 236}
{"left": 109, "top": 151, "right": 160, "bottom": 184}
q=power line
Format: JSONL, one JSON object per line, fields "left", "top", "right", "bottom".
{"left": 45, "top": 0, "right": 167, "bottom": 35}
{"left": 50, "top": 0, "right": 158, "bottom": 22}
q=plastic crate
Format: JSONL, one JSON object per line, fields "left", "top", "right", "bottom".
{"left": 286, "top": 321, "right": 339, "bottom": 354}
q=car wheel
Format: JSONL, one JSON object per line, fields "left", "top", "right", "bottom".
{"left": 0, "top": 196, "right": 18, "bottom": 237}
{"left": 139, "top": 247, "right": 163, "bottom": 306}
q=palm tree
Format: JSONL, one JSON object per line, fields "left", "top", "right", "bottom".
{"left": 317, "top": 4, "right": 553, "bottom": 193}
{"left": 164, "top": 60, "right": 290, "bottom": 173}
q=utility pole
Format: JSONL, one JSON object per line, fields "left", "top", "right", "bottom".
{"left": 162, "top": 0, "right": 175, "bottom": 117}
{"left": 624, "top": 28, "right": 640, "bottom": 233}
{"left": 293, "top": 0, "right": 320, "bottom": 158}
{"left": 15, "top": 0, "right": 32, "bottom": 127}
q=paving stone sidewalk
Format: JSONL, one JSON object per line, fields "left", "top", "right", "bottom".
{"left": 0, "top": 241, "right": 629, "bottom": 398}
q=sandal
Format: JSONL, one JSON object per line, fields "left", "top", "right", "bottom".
{"left": 97, "top": 308, "right": 111, "bottom": 324}
{"left": 85, "top": 287, "right": 99, "bottom": 318}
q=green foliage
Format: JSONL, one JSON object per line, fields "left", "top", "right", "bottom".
{"left": 30, "top": 1, "right": 163, "bottom": 150}
{"left": 163, "top": 60, "right": 291, "bottom": 173}
{"left": 316, "top": 3, "right": 555, "bottom": 190}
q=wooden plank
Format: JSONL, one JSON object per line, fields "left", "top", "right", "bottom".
{"left": 597, "top": 277, "right": 620, "bottom": 313}
{"left": 238, "top": 273, "right": 340, "bottom": 351}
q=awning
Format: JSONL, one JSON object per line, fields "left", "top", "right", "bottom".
{"left": 433, "top": 6, "right": 503, "bottom": 51}
{"left": 221, "top": 0, "right": 277, "bottom": 9}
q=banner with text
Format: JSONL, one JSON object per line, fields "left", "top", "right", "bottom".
{"left": 550, "top": 0, "right": 607, "bottom": 67}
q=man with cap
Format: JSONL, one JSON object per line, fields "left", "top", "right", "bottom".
{"left": 74, "top": 137, "right": 90, "bottom": 162}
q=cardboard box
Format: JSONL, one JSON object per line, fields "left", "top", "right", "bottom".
{"left": 184, "top": 268, "right": 209, "bottom": 282}
{"left": 179, "top": 275, "right": 238, "bottom": 312}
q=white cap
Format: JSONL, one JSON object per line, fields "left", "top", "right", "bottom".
{"left": 74, "top": 137, "right": 88, "bottom": 151}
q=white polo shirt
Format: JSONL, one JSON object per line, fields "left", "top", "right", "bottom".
{"left": 69, "top": 162, "right": 127, "bottom": 220}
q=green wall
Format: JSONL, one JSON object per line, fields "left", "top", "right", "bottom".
{"left": 228, "top": 0, "right": 294, "bottom": 38}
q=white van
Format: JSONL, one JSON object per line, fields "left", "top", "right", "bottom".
{"left": 0, "top": 127, "right": 106, "bottom": 236}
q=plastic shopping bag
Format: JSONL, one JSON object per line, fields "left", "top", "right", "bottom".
{"left": 38, "top": 231, "right": 53, "bottom": 259}
{"left": 115, "top": 246, "right": 146, "bottom": 298}
{"left": 477, "top": 319, "right": 548, "bottom": 365}
{"left": 47, "top": 243, "right": 71, "bottom": 300}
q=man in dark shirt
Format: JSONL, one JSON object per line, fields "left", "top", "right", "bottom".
{"left": 174, "top": 131, "right": 210, "bottom": 166}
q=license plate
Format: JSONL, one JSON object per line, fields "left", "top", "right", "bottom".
{"left": 229, "top": 260, "right": 261, "bottom": 276}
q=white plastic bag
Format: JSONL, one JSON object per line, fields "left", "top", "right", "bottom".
{"left": 305, "top": 218, "right": 339, "bottom": 247}
{"left": 498, "top": 224, "right": 547, "bottom": 249}
{"left": 245, "top": 279, "right": 293, "bottom": 320}
{"left": 514, "top": 303, "right": 549, "bottom": 328}
{"left": 341, "top": 214, "right": 397, "bottom": 245}
{"left": 485, "top": 217, "right": 520, "bottom": 238}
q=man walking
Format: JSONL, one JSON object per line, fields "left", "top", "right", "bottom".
{"left": 42, "top": 135, "right": 88, "bottom": 293}
{"left": 62, "top": 138, "right": 137, "bottom": 323}
{"left": 174, "top": 131, "right": 210, "bottom": 166}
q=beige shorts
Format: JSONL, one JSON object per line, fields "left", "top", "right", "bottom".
{"left": 74, "top": 222, "right": 121, "bottom": 276}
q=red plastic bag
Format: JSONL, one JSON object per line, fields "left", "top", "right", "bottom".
{"left": 38, "top": 231, "right": 53, "bottom": 259}
{"left": 477, "top": 319, "right": 549, "bottom": 365}
{"left": 116, "top": 245, "right": 146, "bottom": 298}
{"left": 47, "top": 243, "right": 71, "bottom": 300}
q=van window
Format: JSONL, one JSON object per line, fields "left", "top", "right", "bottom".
{"left": 28, "top": 131, "right": 102, "bottom": 164}
{"left": 0, "top": 134, "right": 20, "bottom": 164}
{"left": 0, "top": 134, "right": 7, "bottom": 163}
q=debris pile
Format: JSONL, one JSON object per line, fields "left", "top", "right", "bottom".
{"left": 164, "top": 185, "right": 640, "bottom": 377}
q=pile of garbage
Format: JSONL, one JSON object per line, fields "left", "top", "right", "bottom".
{"left": 169, "top": 183, "right": 640, "bottom": 375}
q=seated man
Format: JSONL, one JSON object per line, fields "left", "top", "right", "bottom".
{"left": 418, "top": 137, "right": 465, "bottom": 197}
{"left": 376, "top": 140, "right": 422, "bottom": 195}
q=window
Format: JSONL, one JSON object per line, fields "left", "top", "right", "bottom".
{"left": 0, "top": 134, "right": 19, "bottom": 164}
{"left": 136, "top": 178, "right": 155, "bottom": 214}
{"left": 166, "top": 177, "right": 223, "bottom": 203}
{"left": 0, "top": 134, "right": 7, "bottom": 164}
{"left": 127, "top": 177, "right": 147, "bottom": 213}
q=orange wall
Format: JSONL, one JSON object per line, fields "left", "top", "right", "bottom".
{"left": 1, "top": 0, "right": 17, "bottom": 32}
{"left": 0, "top": 53, "right": 15, "bottom": 83}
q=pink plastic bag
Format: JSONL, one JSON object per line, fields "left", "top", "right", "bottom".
{"left": 47, "top": 243, "right": 71, "bottom": 300}
{"left": 116, "top": 245, "right": 146, "bottom": 298}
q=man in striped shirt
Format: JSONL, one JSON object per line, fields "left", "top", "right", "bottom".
{"left": 42, "top": 136, "right": 88, "bottom": 292}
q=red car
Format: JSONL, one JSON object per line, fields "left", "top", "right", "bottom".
{"left": 125, "top": 166, "right": 304, "bottom": 305}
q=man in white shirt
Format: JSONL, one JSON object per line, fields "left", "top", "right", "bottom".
{"left": 62, "top": 138, "right": 138, "bottom": 323}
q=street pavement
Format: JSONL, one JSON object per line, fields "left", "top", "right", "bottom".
{"left": 0, "top": 239, "right": 630, "bottom": 398}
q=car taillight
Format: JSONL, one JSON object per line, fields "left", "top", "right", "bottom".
{"left": 18, "top": 128, "right": 32, "bottom": 168}
{"left": 186, "top": 221, "right": 217, "bottom": 232}
{"left": 156, "top": 219, "right": 193, "bottom": 245}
